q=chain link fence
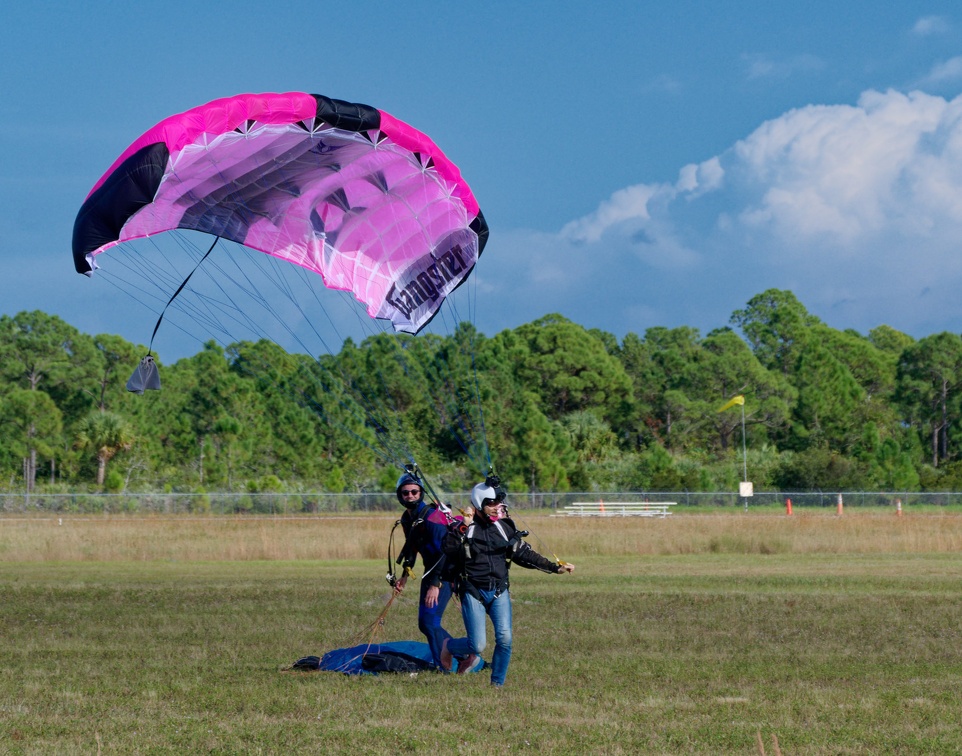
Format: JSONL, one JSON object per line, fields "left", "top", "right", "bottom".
{"left": 0, "top": 490, "right": 955, "bottom": 515}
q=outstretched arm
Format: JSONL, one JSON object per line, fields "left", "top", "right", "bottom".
{"left": 512, "top": 541, "right": 573, "bottom": 574}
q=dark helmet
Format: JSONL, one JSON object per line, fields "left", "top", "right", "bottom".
{"left": 396, "top": 472, "right": 424, "bottom": 507}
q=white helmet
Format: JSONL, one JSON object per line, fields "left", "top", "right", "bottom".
{"left": 470, "top": 482, "right": 499, "bottom": 509}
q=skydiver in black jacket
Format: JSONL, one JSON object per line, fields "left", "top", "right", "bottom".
{"left": 440, "top": 480, "right": 574, "bottom": 685}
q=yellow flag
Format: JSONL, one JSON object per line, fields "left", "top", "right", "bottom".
{"left": 718, "top": 395, "right": 745, "bottom": 413}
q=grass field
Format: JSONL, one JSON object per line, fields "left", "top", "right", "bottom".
{"left": 2, "top": 511, "right": 962, "bottom": 754}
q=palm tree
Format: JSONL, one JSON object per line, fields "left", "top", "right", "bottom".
{"left": 75, "top": 411, "right": 133, "bottom": 488}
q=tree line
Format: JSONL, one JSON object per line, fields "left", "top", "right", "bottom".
{"left": 4, "top": 288, "right": 962, "bottom": 496}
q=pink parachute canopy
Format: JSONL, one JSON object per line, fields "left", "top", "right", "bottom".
{"left": 72, "top": 92, "right": 487, "bottom": 334}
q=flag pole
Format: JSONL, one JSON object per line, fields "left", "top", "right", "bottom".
{"left": 741, "top": 401, "right": 747, "bottom": 483}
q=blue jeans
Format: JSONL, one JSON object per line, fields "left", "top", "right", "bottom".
{"left": 419, "top": 579, "right": 454, "bottom": 668}
{"left": 447, "top": 587, "right": 512, "bottom": 685}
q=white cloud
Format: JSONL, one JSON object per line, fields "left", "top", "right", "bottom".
{"left": 560, "top": 157, "right": 724, "bottom": 244}
{"left": 922, "top": 56, "right": 962, "bottom": 85}
{"left": 481, "top": 89, "right": 962, "bottom": 340}
{"left": 560, "top": 183, "right": 659, "bottom": 244}
{"left": 732, "top": 89, "right": 953, "bottom": 243}
{"left": 743, "top": 53, "right": 825, "bottom": 81}
{"left": 912, "top": 15, "right": 950, "bottom": 36}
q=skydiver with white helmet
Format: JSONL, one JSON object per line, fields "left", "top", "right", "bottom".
{"left": 440, "top": 476, "right": 574, "bottom": 686}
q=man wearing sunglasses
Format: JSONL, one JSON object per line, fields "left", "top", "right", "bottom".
{"left": 393, "top": 472, "right": 460, "bottom": 670}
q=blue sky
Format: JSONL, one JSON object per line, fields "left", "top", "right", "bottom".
{"left": 5, "top": 2, "right": 962, "bottom": 359}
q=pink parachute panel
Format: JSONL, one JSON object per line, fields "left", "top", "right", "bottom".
{"left": 73, "top": 92, "right": 487, "bottom": 334}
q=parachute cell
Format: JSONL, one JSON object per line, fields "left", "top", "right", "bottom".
{"left": 72, "top": 92, "right": 488, "bottom": 334}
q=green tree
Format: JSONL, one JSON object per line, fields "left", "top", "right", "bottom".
{"left": 0, "top": 311, "right": 100, "bottom": 415}
{"left": 178, "top": 342, "right": 263, "bottom": 486}
{"left": 896, "top": 332, "right": 962, "bottom": 467}
{"left": 561, "top": 410, "right": 618, "bottom": 464}
{"left": 0, "top": 312, "right": 101, "bottom": 485}
{"left": 730, "top": 289, "right": 820, "bottom": 374}
{"left": 506, "top": 314, "right": 633, "bottom": 422}
{"left": 91, "top": 334, "right": 142, "bottom": 411}
{"left": 792, "top": 340, "right": 866, "bottom": 451}
{"left": 616, "top": 326, "right": 702, "bottom": 449}
{"left": 507, "top": 394, "right": 575, "bottom": 492}
{"left": 682, "top": 329, "right": 796, "bottom": 453}
{"left": 853, "top": 422, "right": 920, "bottom": 490}
{"left": 773, "top": 446, "right": 861, "bottom": 490}
{"left": 75, "top": 411, "right": 134, "bottom": 488}
{"left": 0, "top": 389, "right": 63, "bottom": 492}
{"left": 816, "top": 327, "right": 896, "bottom": 401}
{"left": 868, "top": 325, "right": 915, "bottom": 356}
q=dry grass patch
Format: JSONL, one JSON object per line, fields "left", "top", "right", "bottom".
{"left": 3, "top": 510, "right": 962, "bottom": 562}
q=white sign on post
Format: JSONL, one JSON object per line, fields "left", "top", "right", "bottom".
{"left": 739, "top": 481, "right": 754, "bottom": 498}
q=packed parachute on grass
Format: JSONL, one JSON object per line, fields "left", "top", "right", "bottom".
{"left": 289, "top": 641, "right": 485, "bottom": 675}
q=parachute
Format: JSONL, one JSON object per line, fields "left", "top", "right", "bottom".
{"left": 71, "top": 92, "right": 496, "bottom": 479}
{"left": 72, "top": 92, "right": 488, "bottom": 335}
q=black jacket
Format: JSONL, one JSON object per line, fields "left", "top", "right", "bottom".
{"left": 395, "top": 501, "right": 454, "bottom": 586}
{"left": 442, "top": 514, "right": 560, "bottom": 595}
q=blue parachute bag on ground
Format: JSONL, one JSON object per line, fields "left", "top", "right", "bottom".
{"left": 295, "top": 641, "right": 484, "bottom": 675}
{"left": 322, "top": 641, "right": 436, "bottom": 674}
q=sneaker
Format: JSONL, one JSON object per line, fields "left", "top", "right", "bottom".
{"left": 456, "top": 653, "right": 478, "bottom": 675}
{"left": 439, "top": 639, "right": 453, "bottom": 672}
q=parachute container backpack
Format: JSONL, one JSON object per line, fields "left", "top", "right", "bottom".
{"left": 72, "top": 92, "right": 488, "bottom": 335}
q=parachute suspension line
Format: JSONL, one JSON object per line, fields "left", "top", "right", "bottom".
{"left": 145, "top": 236, "right": 219, "bottom": 355}
{"left": 117, "top": 233, "right": 234, "bottom": 347}
{"left": 421, "top": 478, "right": 444, "bottom": 509}
{"left": 430, "top": 266, "right": 493, "bottom": 475}
{"left": 97, "top": 236, "right": 216, "bottom": 348}
{"left": 101, "top": 242, "right": 410, "bottom": 473}
{"left": 105, "top": 234, "right": 454, "bottom": 476}
{"left": 98, "top": 272, "right": 201, "bottom": 345}
{"left": 469, "top": 338, "right": 492, "bottom": 473}
{"left": 102, "top": 240, "right": 487, "bottom": 479}
{"left": 350, "top": 590, "right": 400, "bottom": 651}
{"left": 233, "top": 251, "right": 414, "bottom": 468}
{"left": 148, "top": 234, "right": 418, "bottom": 471}
{"left": 390, "top": 262, "right": 491, "bottom": 478}
{"left": 465, "top": 268, "right": 493, "bottom": 473}
{"left": 203, "top": 245, "right": 473, "bottom": 476}
{"left": 385, "top": 517, "right": 405, "bottom": 587}
{"left": 201, "top": 244, "right": 318, "bottom": 353}
{"left": 430, "top": 299, "right": 492, "bottom": 475}
{"left": 103, "top": 237, "right": 377, "bottom": 435}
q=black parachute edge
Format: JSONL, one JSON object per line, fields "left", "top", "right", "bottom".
{"left": 472, "top": 210, "right": 489, "bottom": 256}
{"left": 72, "top": 141, "right": 170, "bottom": 274}
{"left": 311, "top": 94, "right": 381, "bottom": 133}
